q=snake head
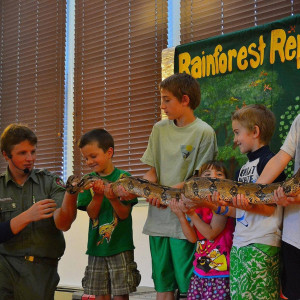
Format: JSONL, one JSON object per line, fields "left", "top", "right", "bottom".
{"left": 66, "top": 175, "right": 82, "bottom": 194}
{"left": 66, "top": 175, "right": 100, "bottom": 194}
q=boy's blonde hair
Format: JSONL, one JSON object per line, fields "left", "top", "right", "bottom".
{"left": 231, "top": 104, "right": 275, "bottom": 144}
{"left": 198, "top": 160, "right": 228, "bottom": 179}
{"left": 159, "top": 73, "right": 201, "bottom": 110}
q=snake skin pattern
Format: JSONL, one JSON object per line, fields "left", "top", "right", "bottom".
{"left": 66, "top": 168, "right": 300, "bottom": 206}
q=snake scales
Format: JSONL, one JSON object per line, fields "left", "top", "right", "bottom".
{"left": 66, "top": 168, "right": 300, "bottom": 206}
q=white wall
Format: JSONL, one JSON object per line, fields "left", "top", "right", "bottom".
{"left": 58, "top": 204, "right": 153, "bottom": 288}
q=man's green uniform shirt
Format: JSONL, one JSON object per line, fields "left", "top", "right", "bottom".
{"left": 0, "top": 168, "right": 65, "bottom": 258}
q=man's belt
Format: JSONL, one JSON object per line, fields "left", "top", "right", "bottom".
{"left": 24, "top": 255, "right": 60, "bottom": 266}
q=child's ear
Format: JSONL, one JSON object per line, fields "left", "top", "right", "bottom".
{"left": 106, "top": 147, "right": 114, "bottom": 157}
{"left": 253, "top": 125, "right": 260, "bottom": 138}
{"left": 181, "top": 94, "right": 190, "bottom": 106}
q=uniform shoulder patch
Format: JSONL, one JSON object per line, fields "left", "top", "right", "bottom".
{"left": 55, "top": 177, "right": 66, "bottom": 188}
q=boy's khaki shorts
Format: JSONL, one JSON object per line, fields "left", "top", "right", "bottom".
{"left": 82, "top": 250, "right": 141, "bottom": 296}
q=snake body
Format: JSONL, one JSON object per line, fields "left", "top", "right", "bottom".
{"left": 66, "top": 168, "right": 300, "bottom": 206}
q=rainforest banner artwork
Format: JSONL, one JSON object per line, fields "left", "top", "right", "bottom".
{"left": 174, "top": 15, "right": 300, "bottom": 176}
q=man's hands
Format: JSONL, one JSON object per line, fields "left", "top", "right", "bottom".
{"left": 11, "top": 199, "right": 58, "bottom": 235}
{"left": 26, "top": 199, "right": 57, "bottom": 221}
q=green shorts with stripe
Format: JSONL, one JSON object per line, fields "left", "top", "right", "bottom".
{"left": 149, "top": 236, "right": 195, "bottom": 293}
{"left": 230, "top": 244, "right": 280, "bottom": 300}
{"left": 82, "top": 250, "right": 141, "bottom": 296}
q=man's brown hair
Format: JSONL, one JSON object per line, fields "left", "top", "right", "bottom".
{"left": 0, "top": 123, "right": 37, "bottom": 156}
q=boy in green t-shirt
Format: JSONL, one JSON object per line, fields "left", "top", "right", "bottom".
{"left": 77, "top": 128, "right": 140, "bottom": 299}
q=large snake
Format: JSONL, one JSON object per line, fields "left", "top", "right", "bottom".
{"left": 66, "top": 168, "right": 300, "bottom": 206}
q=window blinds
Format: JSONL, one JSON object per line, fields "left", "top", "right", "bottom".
{"left": 180, "top": 0, "right": 300, "bottom": 44}
{"left": 0, "top": 0, "right": 66, "bottom": 176}
{"left": 73, "top": 0, "right": 168, "bottom": 177}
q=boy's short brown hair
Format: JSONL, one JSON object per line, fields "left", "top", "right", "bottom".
{"left": 0, "top": 123, "right": 37, "bottom": 156}
{"left": 231, "top": 104, "right": 276, "bottom": 144}
{"left": 159, "top": 73, "right": 201, "bottom": 110}
{"left": 78, "top": 128, "right": 114, "bottom": 153}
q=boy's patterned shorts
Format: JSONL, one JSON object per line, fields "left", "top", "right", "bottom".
{"left": 230, "top": 244, "right": 280, "bottom": 300}
{"left": 82, "top": 250, "right": 141, "bottom": 296}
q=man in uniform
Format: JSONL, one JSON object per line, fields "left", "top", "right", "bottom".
{"left": 0, "top": 123, "right": 78, "bottom": 300}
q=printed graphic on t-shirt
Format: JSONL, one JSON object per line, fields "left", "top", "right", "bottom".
{"left": 181, "top": 144, "right": 195, "bottom": 159}
{"left": 195, "top": 239, "right": 228, "bottom": 273}
{"left": 238, "top": 159, "right": 259, "bottom": 184}
{"left": 97, "top": 212, "right": 118, "bottom": 245}
{"left": 236, "top": 212, "right": 248, "bottom": 227}
{"left": 237, "top": 158, "right": 259, "bottom": 226}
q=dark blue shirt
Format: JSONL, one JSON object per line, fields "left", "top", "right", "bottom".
{"left": 0, "top": 220, "right": 14, "bottom": 243}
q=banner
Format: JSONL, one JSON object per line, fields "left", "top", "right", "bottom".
{"left": 174, "top": 15, "right": 300, "bottom": 177}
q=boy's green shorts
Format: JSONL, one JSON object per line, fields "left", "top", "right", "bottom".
{"left": 149, "top": 236, "right": 195, "bottom": 293}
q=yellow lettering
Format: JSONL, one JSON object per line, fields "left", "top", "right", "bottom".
{"left": 213, "top": 45, "right": 223, "bottom": 74}
{"left": 201, "top": 51, "right": 206, "bottom": 77}
{"left": 248, "top": 43, "right": 260, "bottom": 69}
{"left": 206, "top": 54, "right": 215, "bottom": 76}
{"left": 258, "top": 35, "right": 266, "bottom": 65}
{"left": 191, "top": 56, "right": 202, "bottom": 78}
{"left": 227, "top": 49, "right": 237, "bottom": 72}
{"left": 298, "top": 34, "right": 300, "bottom": 69}
{"left": 285, "top": 35, "right": 297, "bottom": 61}
{"left": 270, "top": 29, "right": 286, "bottom": 64}
{"left": 237, "top": 46, "right": 248, "bottom": 70}
{"left": 219, "top": 53, "right": 227, "bottom": 74}
{"left": 179, "top": 52, "right": 191, "bottom": 74}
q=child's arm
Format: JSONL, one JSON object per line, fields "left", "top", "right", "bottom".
{"left": 256, "top": 150, "right": 300, "bottom": 206}
{"left": 104, "top": 184, "right": 131, "bottom": 220}
{"left": 256, "top": 150, "right": 292, "bottom": 184}
{"left": 169, "top": 199, "right": 197, "bottom": 243}
{"left": 188, "top": 210, "right": 227, "bottom": 241}
{"left": 143, "top": 167, "right": 158, "bottom": 183}
{"left": 206, "top": 192, "right": 236, "bottom": 218}
{"left": 86, "top": 180, "right": 105, "bottom": 220}
{"left": 143, "top": 167, "right": 167, "bottom": 208}
{"left": 231, "top": 194, "right": 276, "bottom": 216}
{"left": 208, "top": 192, "right": 274, "bottom": 217}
